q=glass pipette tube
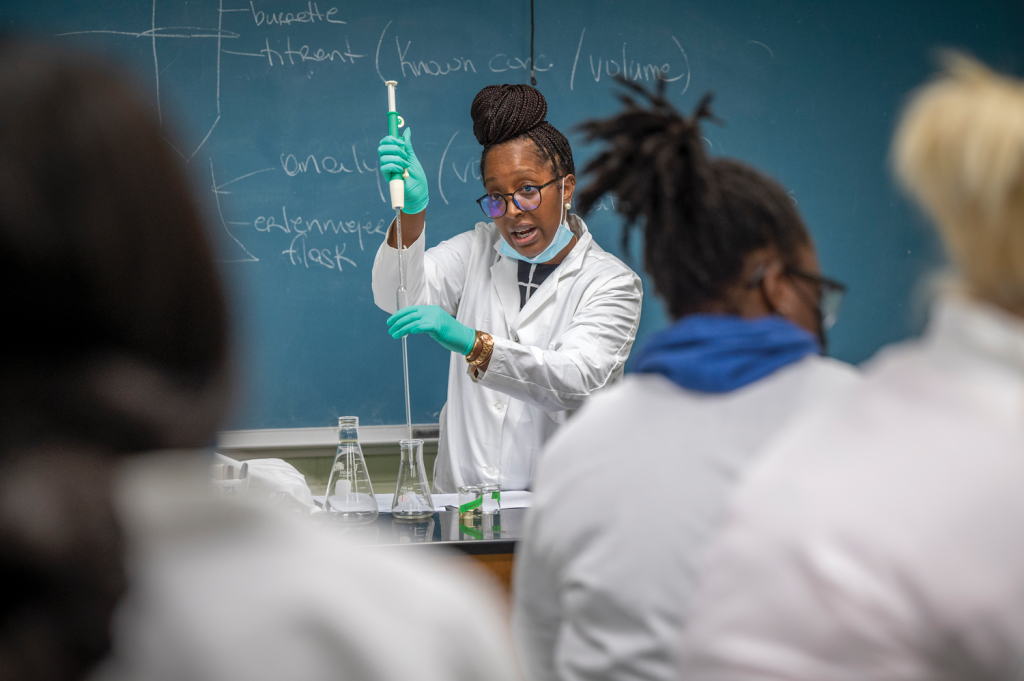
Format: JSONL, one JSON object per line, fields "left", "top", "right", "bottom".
{"left": 395, "top": 209, "right": 413, "bottom": 440}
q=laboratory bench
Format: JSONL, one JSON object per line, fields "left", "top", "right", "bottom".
{"left": 323, "top": 509, "right": 525, "bottom": 592}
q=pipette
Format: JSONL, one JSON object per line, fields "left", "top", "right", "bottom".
{"left": 385, "top": 80, "right": 413, "bottom": 440}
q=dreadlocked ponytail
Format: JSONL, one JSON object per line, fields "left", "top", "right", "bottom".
{"left": 577, "top": 77, "right": 810, "bottom": 319}
{"left": 471, "top": 84, "right": 575, "bottom": 179}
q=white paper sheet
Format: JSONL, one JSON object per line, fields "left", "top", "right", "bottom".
{"left": 498, "top": 491, "right": 533, "bottom": 509}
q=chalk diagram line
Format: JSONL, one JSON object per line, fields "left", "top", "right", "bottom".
{"left": 437, "top": 131, "right": 459, "bottom": 205}
{"left": 747, "top": 40, "right": 775, "bottom": 59}
{"left": 670, "top": 36, "right": 690, "bottom": 95}
{"left": 211, "top": 160, "right": 260, "bottom": 262}
{"left": 217, "top": 166, "right": 276, "bottom": 189}
{"left": 58, "top": 0, "right": 273, "bottom": 263}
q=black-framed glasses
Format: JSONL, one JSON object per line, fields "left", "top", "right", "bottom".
{"left": 787, "top": 268, "right": 846, "bottom": 330}
{"left": 476, "top": 176, "right": 563, "bottom": 219}
{"left": 748, "top": 265, "right": 847, "bottom": 330}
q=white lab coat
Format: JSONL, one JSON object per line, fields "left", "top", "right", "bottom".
{"left": 678, "top": 295, "right": 1024, "bottom": 681}
{"left": 511, "top": 353, "right": 860, "bottom": 681}
{"left": 372, "top": 214, "right": 642, "bottom": 492}
{"left": 91, "top": 452, "right": 521, "bottom": 681}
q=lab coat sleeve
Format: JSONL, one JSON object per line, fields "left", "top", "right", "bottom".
{"left": 478, "top": 272, "right": 643, "bottom": 412}
{"left": 678, "top": 511, "right": 935, "bottom": 681}
{"left": 371, "top": 222, "right": 476, "bottom": 315}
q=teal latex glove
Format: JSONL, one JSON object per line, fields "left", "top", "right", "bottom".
{"left": 378, "top": 127, "right": 429, "bottom": 214}
{"left": 387, "top": 305, "right": 476, "bottom": 355}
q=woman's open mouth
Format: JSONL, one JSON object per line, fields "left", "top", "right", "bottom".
{"left": 510, "top": 225, "right": 539, "bottom": 247}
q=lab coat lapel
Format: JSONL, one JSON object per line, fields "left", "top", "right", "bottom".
{"left": 489, "top": 253, "right": 520, "bottom": 335}
{"left": 514, "top": 266, "right": 560, "bottom": 331}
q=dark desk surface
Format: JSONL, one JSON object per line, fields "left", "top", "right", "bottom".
{"left": 322, "top": 509, "right": 525, "bottom": 555}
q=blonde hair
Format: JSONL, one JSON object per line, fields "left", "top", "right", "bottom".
{"left": 893, "top": 53, "right": 1024, "bottom": 311}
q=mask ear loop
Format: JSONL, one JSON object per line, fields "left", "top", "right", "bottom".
{"left": 558, "top": 177, "right": 567, "bottom": 226}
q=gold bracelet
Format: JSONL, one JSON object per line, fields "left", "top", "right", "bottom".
{"left": 468, "top": 332, "right": 494, "bottom": 369}
{"left": 465, "top": 331, "right": 483, "bottom": 361}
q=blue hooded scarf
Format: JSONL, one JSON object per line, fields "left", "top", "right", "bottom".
{"left": 634, "top": 314, "right": 821, "bottom": 393}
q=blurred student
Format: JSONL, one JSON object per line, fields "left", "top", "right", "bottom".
{"left": 510, "top": 79, "right": 859, "bottom": 681}
{"left": 0, "top": 39, "right": 519, "bottom": 681}
{"left": 677, "top": 54, "right": 1024, "bottom": 681}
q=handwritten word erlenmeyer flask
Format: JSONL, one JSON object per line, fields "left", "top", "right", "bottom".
{"left": 391, "top": 438, "right": 434, "bottom": 521}
{"left": 324, "top": 417, "right": 378, "bottom": 523}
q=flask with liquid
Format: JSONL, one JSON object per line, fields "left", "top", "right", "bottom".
{"left": 324, "top": 416, "right": 378, "bottom": 523}
{"left": 391, "top": 438, "right": 434, "bottom": 521}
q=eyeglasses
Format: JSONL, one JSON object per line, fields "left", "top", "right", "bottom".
{"left": 748, "top": 264, "right": 847, "bottom": 330}
{"left": 787, "top": 268, "right": 846, "bottom": 330}
{"left": 476, "top": 176, "right": 563, "bottom": 219}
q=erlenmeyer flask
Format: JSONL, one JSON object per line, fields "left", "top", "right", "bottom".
{"left": 324, "top": 417, "right": 378, "bottom": 523}
{"left": 392, "top": 517, "right": 435, "bottom": 543}
{"left": 391, "top": 438, "right": 434, "bottom": 521}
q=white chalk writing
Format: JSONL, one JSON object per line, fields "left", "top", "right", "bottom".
{"left": 488, "top": 54, "right": 552, "bottom": 73}
{"left": 397, "top": 36, "right": 476, "bottom": 77}
{"left": 249, "top": 1, "right": 345, "bottom": 27}
{"left": 280, "top": 151, "right": 374, "bottom": 176}
{"left": 282, "top": 236, "right": 357, "bottom": 272}
{"left": 570, "top": 29, "right": 690, "bottom": 93}
{"left": 260, "top": 36, "right": 363, "bottom": 66}
{"left": 255, "top": 206, "right": 388, "bottom": 252}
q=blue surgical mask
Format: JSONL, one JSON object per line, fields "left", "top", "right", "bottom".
{"left": 499, "top": 177, "right": 575, "bottom": 264}
{"left": 500, "top": 221, "right": 575, "bottom": 264}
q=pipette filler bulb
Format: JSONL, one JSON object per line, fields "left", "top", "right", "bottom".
{"left": 384, "top": 80, "right": 409, "bottom": 211}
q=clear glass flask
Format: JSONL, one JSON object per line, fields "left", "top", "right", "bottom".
{"left": 324, "top": 416, "right": 378, "bottom": 523}
{"left": 391, "top": 438, "right": 434, "bottom": 520}
{"left": 391, "top": 516, "right": 435, "bottom": 543}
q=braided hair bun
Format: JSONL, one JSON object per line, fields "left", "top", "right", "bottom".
{"left": 471, "top": 84, "right": 547, "bottom": 146}
{"left": 470, "top": 84, "right": 575, "bottom": 177}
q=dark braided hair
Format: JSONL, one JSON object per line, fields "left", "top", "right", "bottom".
{"left": 470, "top": 84, "right": 575, "bottom": 179}
{"left": 577, "top": 77, "right": 810, "bottom": 319}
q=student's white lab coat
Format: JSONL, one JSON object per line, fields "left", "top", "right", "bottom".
{"left": 678, "top": 296, "right": 1024, "bottom": 681}
{"left": 511, "top": 353, "right": 860, "bottom": 681}
{"left": 372, "top": 214, "right": 642, "bottom": 492}
{"left": 93, "top": 453, "right": 521, "bottom": 681}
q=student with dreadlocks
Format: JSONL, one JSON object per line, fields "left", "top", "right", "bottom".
{"left": 510, "top": 79, "right": 860, "bottom": 681}
{"left": 373, "top": 84, "right": 642, "bottom": 492}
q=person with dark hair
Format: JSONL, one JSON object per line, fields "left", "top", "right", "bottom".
{"left": 0, "top": 38, "right": 521, "bottom": 681}
{"left": 0, "top": 36, "right": 232, "bottom": 681}
{"left": 510, "top": 79, "right": 860, "bottom": 681}
{"left": 373, "top": 84, "right": 642, "bottom": 492}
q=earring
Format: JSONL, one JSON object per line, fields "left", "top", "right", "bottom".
{"left": 564, "top": 202, "right": 572, "bottom": 210}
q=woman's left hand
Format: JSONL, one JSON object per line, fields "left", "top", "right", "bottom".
{"left": 387, "top": 305, "right": 477, "bottom": 355}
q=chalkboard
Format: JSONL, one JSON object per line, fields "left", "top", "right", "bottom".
{"left": 4, "top": 0, "right": 1021, "bottom": 430}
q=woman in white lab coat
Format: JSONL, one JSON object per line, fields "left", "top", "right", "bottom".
{"left": 373, "top": 84, "right": 642, "bottom": 492}
{"left": 511, "top": 81, "right": 859, "bottom": 681}
{"left": 677, "top": 56, "right": 1024, "bottom": 681}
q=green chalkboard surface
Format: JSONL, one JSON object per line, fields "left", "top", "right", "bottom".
{"left": 4, "top": 0, "right": 1021, "bottom": 429}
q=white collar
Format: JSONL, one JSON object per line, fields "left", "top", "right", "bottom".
{"left": 928, "top": 294, "right": 1024, "bottom": 378}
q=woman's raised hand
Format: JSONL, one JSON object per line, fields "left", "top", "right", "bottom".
{"left": 377, "top": 127, "right": 429, "bottom": 215}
